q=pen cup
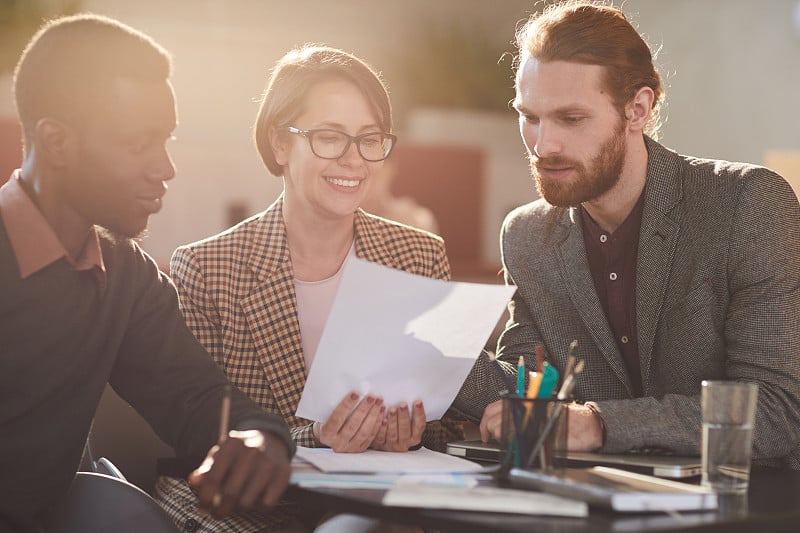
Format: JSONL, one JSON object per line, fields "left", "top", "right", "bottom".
{"left": 499, "top": 396, "right": 569, "bottom": 474}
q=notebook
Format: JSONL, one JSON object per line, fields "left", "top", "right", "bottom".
{"left": 445, "top": 439, "right": 702, "bottom": 478}
{"left": 383, "top": 483, "right": 589, "bottom": 517}
{"left": 506, "top": 466, "right": 717, "bottom": 512}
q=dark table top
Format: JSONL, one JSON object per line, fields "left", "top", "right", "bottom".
{"left": 286, "top": 466, "right": 800, "bottom": 533}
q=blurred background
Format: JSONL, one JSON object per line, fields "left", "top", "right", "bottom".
{"left": 2, "top": 0, "right": 799, "bottom": 281}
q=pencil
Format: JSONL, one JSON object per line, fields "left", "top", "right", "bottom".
{"left": 527, "top": 370, "right": 543, "bottom": 398}
{"left": 536, "top": 344, "right": 545, "bottom": 374}
{"left": 564, "top": 340, "right": 579, "bottom": 379}
{"left": 219, "top": 384, "right": 231, "bottom": 444}
{"left": 517, "top": 356, "right": 525, "bottom": 397}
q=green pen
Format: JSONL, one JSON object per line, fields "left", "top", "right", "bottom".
{"left": 536, "top": 362, "right": 559, "bottom": 398}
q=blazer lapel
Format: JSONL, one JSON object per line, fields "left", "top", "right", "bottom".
{"left": 237, "top": 207, "right": 395, "bottom": 425}
{"left": 636, "top": 139, "right": 683, "bottom": 392}
{"left": 353, "top": 210, "right": 400, "bottom": 268}
{"left": 240, "top": 199, "right": 310, "bottom": 425}
{"left": 558, "top": 210, "right": 634, "bottom": 395}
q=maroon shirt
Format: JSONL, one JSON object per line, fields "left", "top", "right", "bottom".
{"left": 580, "top": 192, "right": 646, "bottom": 396}
{"left": 0, "top": 170, "right": 106, "bottom": 291}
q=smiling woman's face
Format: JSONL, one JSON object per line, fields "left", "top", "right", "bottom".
{"left": 276, "top": 78, "right": 385, "bottom": 222}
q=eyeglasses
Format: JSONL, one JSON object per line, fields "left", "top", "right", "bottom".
{"left": 287, "top": 126, "right": 396, "bottom": 162}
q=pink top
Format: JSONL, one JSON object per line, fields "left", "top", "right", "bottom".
{"left": 294, "top": 242, "right": 355, "bottom": 372}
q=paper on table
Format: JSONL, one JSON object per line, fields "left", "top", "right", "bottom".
{"left": 295, "top": 257, "right": 515, "bottom": 422}
{"left": 290, "top": 471, "right": 401, "bottom": 489}
{"left": 295, "top": 446, "right": 485, "bottom": 474}
{"left": 383, "top": 485, "right": 588, "bottom": 517}
{"left": 290, "top": 472, "right": 482, "bottom": 490}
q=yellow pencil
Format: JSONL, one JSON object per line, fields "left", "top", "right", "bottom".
{"left": 527, "top": 371, "right": 543, "bottom": 398}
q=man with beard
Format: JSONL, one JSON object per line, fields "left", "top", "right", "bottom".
{"left": 472, "top": 1, "right": 800, "bottom": 467}
{"left": 0, "top": 15, "right": 294, "bottom": 532}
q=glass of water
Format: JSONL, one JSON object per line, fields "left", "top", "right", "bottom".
{"left": 701, "top": 380, "right": 758, "bottom": 493}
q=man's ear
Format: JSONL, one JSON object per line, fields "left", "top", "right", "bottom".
{"left": 35, "top": 118, "right": 76, "bottom": 167}
{"left": 270, "top": 127, "right": 290, "bottom": 166}
{"left": 625, "top": 86, "right": 655, "bottom": 133}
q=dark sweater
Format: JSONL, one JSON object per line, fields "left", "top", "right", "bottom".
{"left": 0, "top": 223, "right": 293, "bottom": 530}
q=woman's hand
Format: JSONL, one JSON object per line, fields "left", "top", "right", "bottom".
{"left": 313, "top": 391, "right": 384, "bottom": 452}
{"left": 370, "top": 400, "right": 426, "bottom": 452}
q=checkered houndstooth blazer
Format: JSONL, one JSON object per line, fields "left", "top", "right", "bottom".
{"left": 155, "top": 196, "right": 462, "bottom": 532}
{"left": 495, "top": 137, "right": 800, "bottom": 469}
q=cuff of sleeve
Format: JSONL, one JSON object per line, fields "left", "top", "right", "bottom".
{"left": 291, "top": 423, "right": 321, "bottom": 448}
{"left": 235, "top": 417, "right": 296, "bottom": 458}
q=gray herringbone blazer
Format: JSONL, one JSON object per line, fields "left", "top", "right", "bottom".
{"left": 495, "top": 137, "right": 800, "bottom": 468}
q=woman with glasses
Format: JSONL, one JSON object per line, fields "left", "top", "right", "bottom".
{"left": 154, "top": 45, "right": 462, "bottom": 532}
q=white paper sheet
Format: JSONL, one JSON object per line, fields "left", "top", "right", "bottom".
{"left": 295, "top": 446, "right": 484, "bottom": 474}
{"left": 295, "top": 257, "right": 515, "bottom": 422}
{"left": 290, "top": 471, "right": 482, "bottom": 489}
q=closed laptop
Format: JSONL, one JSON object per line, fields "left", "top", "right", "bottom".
{"left": 445, "top": 439, "right": 701, "bottom": 478}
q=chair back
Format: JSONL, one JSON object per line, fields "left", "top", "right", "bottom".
{"left": 43, "top": 472, "right": 178, "bottom": 533}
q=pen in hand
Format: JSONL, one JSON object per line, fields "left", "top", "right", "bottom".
{"left": 207, "top": 384, "right": 232, "bottom": 511}
{"left": 219, "top": 384, "right": 231, "bottom": 444}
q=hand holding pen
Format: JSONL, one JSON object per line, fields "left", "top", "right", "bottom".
{"left": 189, "top": 384, "right": 291, "bottom": 518}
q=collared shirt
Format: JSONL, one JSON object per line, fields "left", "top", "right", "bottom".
{"left": 581, "top": 191, "right": 646, "bottom": 396}
{"left": 0, "top": 170, "right": 106, "bottom": 292}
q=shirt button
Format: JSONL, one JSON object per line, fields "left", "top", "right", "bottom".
{"left": 185, "top": 518, "right": 199, "bottom": 532}
{"left": 609, "top": 272, "right": 618, "bottom": 281}
{"left": 600, "top": 234, "right": 608, "bottom": 243}
{"left": 621, "top": 336, "right": 629, "bottom": 344}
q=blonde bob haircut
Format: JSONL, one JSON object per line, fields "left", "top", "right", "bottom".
{"left": 254, "top": 45, "right": 392, "bottom": 177}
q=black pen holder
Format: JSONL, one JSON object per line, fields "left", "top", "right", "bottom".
{"left": 499, "top": 396, "right": 569, "bottom": 476}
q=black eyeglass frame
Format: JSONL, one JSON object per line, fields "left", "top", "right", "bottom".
{"left": 286, "top": 126, "right": 397, "bottom": 162}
